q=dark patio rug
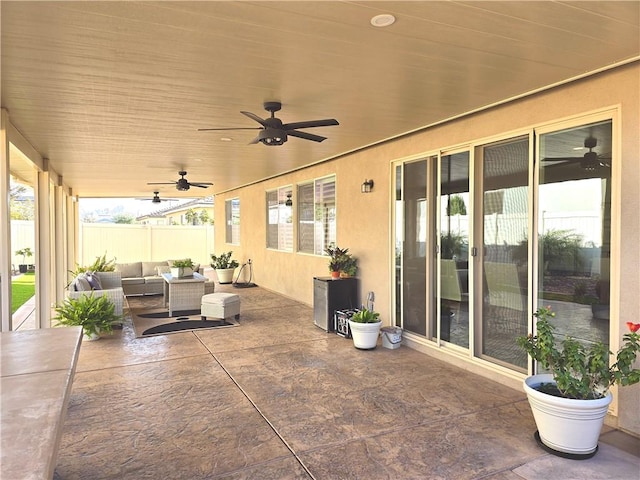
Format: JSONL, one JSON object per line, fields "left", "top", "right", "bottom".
{"left": 132, "top": 308, "right": 239, "bottom": 338}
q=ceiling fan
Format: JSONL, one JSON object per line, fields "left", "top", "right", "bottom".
{"left": 147, "top": 171, "right": 213, "bottom": 191}
{"left": 198, "top": 101, "right": 339, "bottom": 146}
{"left": 137, "top": 191, "right": 177, "bottom": 204}
{"left": 542, "top": 137, "right": 611, "bottom": 171}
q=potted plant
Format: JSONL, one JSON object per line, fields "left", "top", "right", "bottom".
{"left": 325, "top": 244, "right": 349, "bottom": 279}
{"left": 341, "top": 253, "right": 358, "bottom": 278}
{"left": 348, "top": 308, "right": 382, "bottom": 349}
{"left": 54, "top": 292, "right": 122, "bottom": 340}
{"left": 15, "top": 247, "right": 33, "bottom": 274}
{"left": 517, "top": 306, "right": 640, "bottom": 458}
{"left": 210, "top": 251, "right": 239, "bottom": 284}
{"left": 170, "top": 258, "right": 195, "bottom": 278}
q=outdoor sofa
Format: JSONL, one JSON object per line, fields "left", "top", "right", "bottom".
{"left": 114, "top": 261, "right": 214, "bottom": 296}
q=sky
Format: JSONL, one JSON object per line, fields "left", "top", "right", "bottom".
{"left": 79, "top": 197, "right": 194, "bottom": 218}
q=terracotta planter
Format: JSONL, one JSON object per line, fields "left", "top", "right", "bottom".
{"left": 523, "top": 374, "right": 612, "bottom": 458}
{"left": 330, "top": 271, "right": 340, "bottom": 279}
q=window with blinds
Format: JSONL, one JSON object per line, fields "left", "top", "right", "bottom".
{"left": 225, "top": 198, "right": 240, "bottom": 245}
{"left": 266, "top": 187, "right": 293, "bottom": 250}
{"left": 298, "top": 175, "right": 336, "bottom": 254}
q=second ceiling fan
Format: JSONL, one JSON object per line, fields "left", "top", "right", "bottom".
{"left": 198, "top": 102, "right": 339, "bottom": 146}
{"left": 147, "top": 171, "right": 213, "bottom": 192}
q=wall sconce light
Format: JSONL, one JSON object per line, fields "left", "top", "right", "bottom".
{"left": 361, "top": 179, "right": 374, "bottom": 193}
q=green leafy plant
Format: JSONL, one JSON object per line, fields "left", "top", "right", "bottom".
{"left": 517, "top": 306, "right": 640, "bottom": 400}
{"left": 54, "top": 293, "right": 122, "bottom": 338}
{"left": 210, "top": 251, "right": 239, "bottom": 269}
{"left": 71, "top": 253, "right": 116, "bottom": 275}
{"left": 15, "top": 247, "right": 33, "bottom": 264}
{"left": 350, "top": 308, "right": 381, "bottom": 324}
{"left": 171, "top": 258, "right": 195, "bottom": 269}
{"left": 324, "top": 244, "right": 350, "bottom": 273}
{"left": 440, "top": 233, "right": 466, "bottom": 259}
{"left": 342, "top": 254, "right": 358, "bottom": 277}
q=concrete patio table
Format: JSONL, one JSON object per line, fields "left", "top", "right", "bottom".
{"left": 161, "top": 272, "right": 206, "bottom": 316}
{"left": 1, "top": 326, "right": 83, "bottom": 480}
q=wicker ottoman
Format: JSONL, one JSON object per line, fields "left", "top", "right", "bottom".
{"left": 201, "top": 292, "right": 240, "bottom": 321}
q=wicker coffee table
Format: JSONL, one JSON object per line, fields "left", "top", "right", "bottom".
{"left": 161, "top": 272, "right": 206, "bottom": 316}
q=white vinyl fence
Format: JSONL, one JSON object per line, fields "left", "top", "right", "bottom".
{"left": 80, "top": 223, "right": 214, "bottom": 267}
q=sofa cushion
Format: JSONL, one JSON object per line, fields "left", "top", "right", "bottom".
{"left": 156, "top": 265, "right": 171, "bottom": 275}
{"left": 115, "top": 262, "right": 142, "bottom": 278}
{"left": 144, "top": 276, "right": 164, "bottom": 285}
{"left": 121, "top": 277, "right": 145, "bottom": 286}
{"left": 85, "top": 272, "right": 103, "bottom": 290}
{"left": 142, "top": 261, "right": 167, "bottom": 277}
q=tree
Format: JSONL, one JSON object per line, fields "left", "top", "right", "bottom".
{"left": 198, "top": 209, "right": 211, "bottom": 225}
{"left": 112, "top": 213, "right": 134, "bottom": 224}
{"left": 10, "top": 182, "right": 35, "bottom": 220}
{"left": 185, "top": 209, "right": 198, "bottom": 225}
{"left": 447, "top": 195, "right": 467, "bottom": 216}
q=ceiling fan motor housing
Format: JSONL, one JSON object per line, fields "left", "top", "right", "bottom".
{"left": 259, "top": 128, "right": 287, "bottom": 145}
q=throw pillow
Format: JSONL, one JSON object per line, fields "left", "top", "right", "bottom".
{"left": 85, "top": 272, "right": 103, "bottom": 290}
{"left": 75, "top": 275, "right": 92, "bottom": 291}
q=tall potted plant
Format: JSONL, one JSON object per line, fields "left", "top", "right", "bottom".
{"left": 348, "top": 308, "right": 382, "bottom": 349}
{"left": 15, "top": 247, "right": 33, "bottom": 273}
{"left": 517, "top": 306, "right": 640, "bottom": 458}
{"left": 54, "top": 293, "right": 122, "bottom": 341}
{"left": 210, "top": 251, "right": 239, "bottom": 284}
{"left": 325, "top": 244, "right": 349, "bottom": 279}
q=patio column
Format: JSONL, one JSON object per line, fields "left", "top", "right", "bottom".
{"left": 36, "top": 164, "right": 53, "bottom": 328}
{"left": 0, "top": 109, "right": 11, "bottom": 331}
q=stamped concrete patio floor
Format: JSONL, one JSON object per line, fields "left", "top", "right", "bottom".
{"left": 55, "top": 285, "right": 639, "bottom": 479}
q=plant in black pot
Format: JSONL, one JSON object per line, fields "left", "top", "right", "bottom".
{"left": 54, "top": 293, "right": 122, "bottom": 341}
{"left": 517, "top": 306, "right": 640, "bottom": 458}
{"left": 210, "top": 251, "right": 239, "bottom": 284}
{"left": 15, "top": 247, "right": 33, "bottom": 273}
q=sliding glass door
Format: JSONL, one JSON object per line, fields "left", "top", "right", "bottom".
{"left": 438, "top": 152, "right": 470, "bottom": 348}
{"left": 478, "top": 136, "right": 530, "bottom": 369}
{"left": 392, "top": 116, "right": 613, "bottom": 375}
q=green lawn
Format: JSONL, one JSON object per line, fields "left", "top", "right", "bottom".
{"left": 12, "top": 272, "right": 36, "bottom": 314}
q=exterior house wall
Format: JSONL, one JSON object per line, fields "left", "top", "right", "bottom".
{"left": 215, "top": 63, "right": 639, "bottom": 435}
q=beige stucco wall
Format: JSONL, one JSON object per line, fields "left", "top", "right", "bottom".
{"left": 215, "top": 62, "right": 639, "bottom": 435}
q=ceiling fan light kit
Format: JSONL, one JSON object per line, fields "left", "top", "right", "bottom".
{"left": 199, "top": 101, "right": 338, "bottom": 146}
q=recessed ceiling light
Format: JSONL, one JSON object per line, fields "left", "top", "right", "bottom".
{"left": 220, "top": 137, "right": 233, "bottom": 142}
{"left": 371, "top": 14, "right": 395, "bottom": 28}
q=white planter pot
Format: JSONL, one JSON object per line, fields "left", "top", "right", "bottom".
{"left": 348, "top": 320, "right": 382, "bottom": 349}
{"left": 523, "top": 374, "right": 612, "bottom": 457}
{"left": 215, "top": 268, "right": 236, "bottom": 284}
{"left": 84, "top": 330, "right": 100, "bottom": 341}
{"left": 171, "top": 267, "right": 193, "bottom": 278}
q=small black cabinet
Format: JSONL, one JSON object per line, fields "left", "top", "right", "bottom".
{"left": 313, "top": 277, "right": 359, "bottom": 332}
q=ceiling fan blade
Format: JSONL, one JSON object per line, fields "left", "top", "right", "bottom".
{"left": 189, "top": 183, "right": 212, "bottom": 188}
{"left": 147, "top": 182, "right": 177, "bottom": 185}
{"left": 248, "top": 135, "right": 261, "bottom": 145}
{"left": 241, "top": 111, "right": 268, "bottom": 127}
{"left": 541, "top": 157, "right": 583, "bottom": 162}
{"left": 283, "top": 119, "right": 339, "bottom": 130}
{"left": 198, "top": 127, "right": 261, "bottom": 131}
{"left": 287, "top": 130, "right": 327, "bottom": 143}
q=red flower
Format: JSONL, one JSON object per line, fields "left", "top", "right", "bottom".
{"left": 626, "top": 322, "right": 640, "bottom": 333}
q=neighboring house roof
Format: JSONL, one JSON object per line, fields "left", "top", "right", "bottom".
{"left": 136, "top": 196, "right": 214, "bottom": 221}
